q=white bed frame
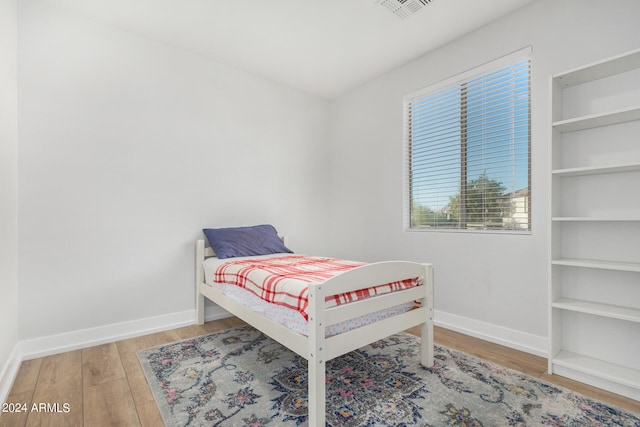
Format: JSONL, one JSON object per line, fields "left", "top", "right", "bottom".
{"left": 195, "top": 238, "right": 434, "bottom": 427}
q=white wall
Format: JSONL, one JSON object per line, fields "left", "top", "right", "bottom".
{"left": 328, "top": 0, "right": 640, "bottom": 354}
{"left": 0, "top": 0, "right": 19, "bottom": 400}
{"left": 13, "top": 0, "right": 640, "bottom": 360}
{"left": 17, "top": 1, "right": 331, "bottom": 341}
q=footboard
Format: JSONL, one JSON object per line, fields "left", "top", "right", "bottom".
{"left": 306, "top": 261, "right": 434, "bottom": 362}
{"left": 305, "top": 261, "right": 434, "bottom": 427}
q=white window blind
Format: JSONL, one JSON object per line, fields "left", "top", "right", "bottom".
{"left": 404, "top": 48, "right": 531, "bottom": 232}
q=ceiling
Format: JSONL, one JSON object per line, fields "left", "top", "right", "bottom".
{"left": 41, "top": 0, "right": 536, "bottom": 99}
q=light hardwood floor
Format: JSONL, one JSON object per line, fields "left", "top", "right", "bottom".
{"left": 2, "top": 317, "right": 639, "bottom": 426}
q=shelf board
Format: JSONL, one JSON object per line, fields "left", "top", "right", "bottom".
{"left": 552, "top": 298, "right": 640, "bottom": 323}
{"left": 552, "top": 106, "right": 640, "bottom": 132}
{"left": 552, "top": 217, "right": 640, "bottom": 222}
{"left": 552, "top": 350, "right": 640, "bottom": 390}
{"left": 552, "top": 258, "right": 640, "bottom": 272}
{"left": 553, "top": 48, "right": 640, "bottom": 87}
{"left": 552, "top": 162, "right": 640, "bottom": 177}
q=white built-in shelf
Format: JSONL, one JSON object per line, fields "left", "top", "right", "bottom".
{"left": 552, "top": 350, "right": 640, "bottom": 390}
{"left": 552, "top": 106, "right": 640, "bottom": 133}
{"left": 552, "top": 258, "right": 640, "bottom": 273}
{"left": 552, "top": 298, "right": 640, "bottom": 323}
{"left": 553, "top": 48, "right": 640, "bottom": 87}
{"left": 552, "top": 217, "right": 640, "bottom": 222}
{"left": 552, "top": 162, "right": 640, "bottom": 177}
{"left": 549, "top": 48, "right": 640, "bottom": 400}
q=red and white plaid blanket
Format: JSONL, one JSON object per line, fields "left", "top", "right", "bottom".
{"left": 214, "top": 255, "right": 419, "bottom": 320}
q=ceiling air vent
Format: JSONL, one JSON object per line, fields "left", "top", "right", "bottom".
{"left": 376, "top": 0, "right": 434, "bottom": 19}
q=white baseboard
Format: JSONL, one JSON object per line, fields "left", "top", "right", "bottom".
{"left": 0, "top": 343, "right": 22, "bottom": 406}
{"left": 552, "top": 364, "right": 640, "bottom": 401}
{"left": 3, "top": 310, "right": 208, "bottom": 403}
{"left": 204, "top": 304, "right": 232, "bottom": 322}
{"left": 21, "top": 310, "right": 197, "bottom": 360}
{"left": 434, "top": 309, "right": 548, "bottom": 358}
{"left": 16, "top": 308, "right": 547, "bottom": 362}
{"left": 19, "top": 304, "right": 232, "bottom": 362}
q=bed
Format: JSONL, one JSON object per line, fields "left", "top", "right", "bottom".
{"left": 195, "top": 225, "right": 434, "bottom": 427}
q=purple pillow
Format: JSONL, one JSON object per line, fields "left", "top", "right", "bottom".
{"left": 203, "top": 224, "right": 293, "bottom": 259}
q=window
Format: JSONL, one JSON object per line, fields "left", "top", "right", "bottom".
{"left": 404, "top": 47, "right": 531, "bottom": 232}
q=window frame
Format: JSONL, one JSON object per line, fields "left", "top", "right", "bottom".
{"left": 403, "top": 47, "right": 532, "bottom": 234}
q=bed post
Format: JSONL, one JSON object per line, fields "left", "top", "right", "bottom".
{"left": 306, "top": 282, "right": 326, "bottom": 427}
{"left": 196, "top": 239, "right": 206, "bottom": 325}
{"left": 421, "top": 263, "right": 435, "bottom": 367}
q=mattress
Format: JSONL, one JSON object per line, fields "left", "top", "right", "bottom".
{"left": 203, "top": 254, "right": 417, "bottom": 337}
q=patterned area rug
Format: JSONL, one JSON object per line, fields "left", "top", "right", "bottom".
{"left": 137, "top": 325, "right": 640, "bottom": 426}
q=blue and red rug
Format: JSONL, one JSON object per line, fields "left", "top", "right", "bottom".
{"left": 137, "top": 325, "right": 640, "bottom": 426}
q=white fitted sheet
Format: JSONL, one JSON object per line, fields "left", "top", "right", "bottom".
{"left": 203, "top": 254, "right": 417, "bottom": 337}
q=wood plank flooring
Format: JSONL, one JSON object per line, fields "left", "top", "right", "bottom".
{"left": 2, "top": 318, "right": 639, "bottom": 426}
